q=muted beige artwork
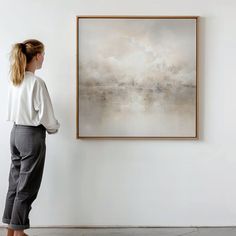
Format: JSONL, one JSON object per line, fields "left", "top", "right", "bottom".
{"left": 78, "top": 18, "right": 196, "bottom": 137}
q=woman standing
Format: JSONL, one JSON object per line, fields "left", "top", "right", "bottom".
{"left": 2, "top": 39, "right": 60, "bottom": 236}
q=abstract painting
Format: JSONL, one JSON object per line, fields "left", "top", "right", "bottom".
{"left": 76, "top": 16, "right": 198, "bottom": 139}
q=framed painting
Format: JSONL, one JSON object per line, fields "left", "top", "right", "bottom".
{"left": 76, "top": 16, "right": 199, "bottom": 139}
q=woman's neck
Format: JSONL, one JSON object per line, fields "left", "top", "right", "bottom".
{"left": 25, "top": 65, "right": 36, "bottom": 74}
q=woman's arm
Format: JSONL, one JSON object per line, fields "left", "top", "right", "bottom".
{"left": 33, "top": 78, "right": 60, "bottom": 134}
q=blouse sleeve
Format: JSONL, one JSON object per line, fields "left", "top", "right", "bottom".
{"left": 33, "top": 78, "right": 60, "bottom": 134}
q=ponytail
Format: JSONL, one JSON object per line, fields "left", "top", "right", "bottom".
{"left": 9, "top": 39, "right": 44, "bottom": 86}
{"left": 9, "top": 43, "right": 27, "bottom": 86}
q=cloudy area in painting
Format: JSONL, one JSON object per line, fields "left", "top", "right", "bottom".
{"left": 78, "top": 18, "right": 196, "bottom": 136}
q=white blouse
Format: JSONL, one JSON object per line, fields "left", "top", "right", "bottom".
{"left": 7, "top": 71, "right": 60, "bottom": 134}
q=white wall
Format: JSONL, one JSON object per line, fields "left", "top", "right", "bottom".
{"left": 0, "top": 0, "right": 236, "bottom": 227}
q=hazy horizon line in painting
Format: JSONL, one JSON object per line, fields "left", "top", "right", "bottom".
{"left": 78, "top": 18, "right": 197, "bottom": 137}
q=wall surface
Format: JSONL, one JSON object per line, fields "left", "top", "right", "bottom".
{"left": 1, "top": 0, "right": 236, "bottom": 227}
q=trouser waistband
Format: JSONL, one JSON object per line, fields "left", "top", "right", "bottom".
{"left": 13, "top": 122, "right": 46, "bottom": 130}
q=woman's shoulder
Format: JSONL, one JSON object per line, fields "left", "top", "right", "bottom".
{"left": 32, "top": 75, "right": 48, "bottom": 93}
{"left": 24, "top": 72, "right": 44, "bottom": 86}
{"left": 33, "top": 75, "right": 46, "bottom": 87}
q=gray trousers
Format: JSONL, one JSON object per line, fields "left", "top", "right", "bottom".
{"left": 2, "top": 123, "right": 46, "bottom": 230}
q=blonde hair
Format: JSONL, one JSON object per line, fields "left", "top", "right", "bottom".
{"left": 9, "top": 39, "right": 44, "bottom": 86}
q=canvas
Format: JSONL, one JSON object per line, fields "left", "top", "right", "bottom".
{"left": 76, "top": 16, "right": 198, "bottom": 139}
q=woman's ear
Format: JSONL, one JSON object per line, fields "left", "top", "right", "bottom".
{"left": 35, "top": 53, "right": 41, "bottom": 61}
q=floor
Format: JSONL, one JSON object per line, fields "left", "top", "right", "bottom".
{"left": 1, "top": 227, "right": 236, "bottom": 236}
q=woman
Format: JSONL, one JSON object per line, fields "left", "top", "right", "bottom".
{"left": 2, "top": 39, "right": 60, "bottom": 236}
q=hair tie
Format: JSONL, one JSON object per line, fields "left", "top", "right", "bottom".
{"left": 20, "top": 43, "right": 26, "bottom": 54}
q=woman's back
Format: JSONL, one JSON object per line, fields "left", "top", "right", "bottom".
{"left": 8, "top": 71, "right": 38, "bottom": 125}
